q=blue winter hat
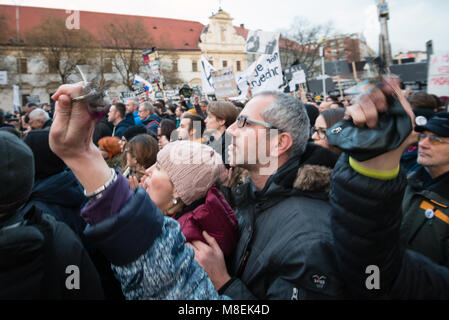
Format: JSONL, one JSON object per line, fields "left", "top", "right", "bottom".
{"left": 415, "top": 112, "right": 449, "bottom": 137}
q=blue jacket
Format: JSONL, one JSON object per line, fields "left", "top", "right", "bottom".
{"left": 133, "top": 111, "right": 142, "bottom": 126}
{"left": 81, "top": 178, "right": 229, "bottom": 300}
{"left": 113, "top": 118, "right": 132, "bottom": 139}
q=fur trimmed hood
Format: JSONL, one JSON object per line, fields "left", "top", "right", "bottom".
{"left": 293, "top": 164, "right": 333, "bottom": 194}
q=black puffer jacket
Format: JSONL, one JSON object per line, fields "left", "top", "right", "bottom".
{"left": 330, "top": 154, "right": 449, "bottom": 299}
{"left": 219, "top": 144, "right": 346, "bottom": 299}
{"left": 0, "top": 206, "right": 104, "bottom": 300}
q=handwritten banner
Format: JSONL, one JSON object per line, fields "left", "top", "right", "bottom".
{"left": 428, "top": 52, "right": 449, "bottom": 97}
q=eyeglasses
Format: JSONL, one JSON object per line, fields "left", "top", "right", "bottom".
{"left": 418, "top": 133, "right": 449, "bottom": 145}
{"left": 236, "top": 115, "right": 281, "bottom": 131}
{"left": 311, "top": 126, "right": 327, "bottom": 139}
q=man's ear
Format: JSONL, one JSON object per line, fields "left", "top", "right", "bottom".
{"left": 271, "top": 131, "right": 293, "bottom": 157}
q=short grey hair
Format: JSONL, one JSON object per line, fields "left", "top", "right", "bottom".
{"left": 140, "top": 101, "right": 154, "bottom": 114}
{"left": 257, "top": 91, "right": 310, "bottom": 157}
{"left": 29, "top": 108, "right": 50, "bottom": 122}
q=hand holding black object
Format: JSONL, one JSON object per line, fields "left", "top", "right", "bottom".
{"left": 326, "top": 76, "right": 416, "bottom": 162}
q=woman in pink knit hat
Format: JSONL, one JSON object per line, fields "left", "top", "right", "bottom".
{"left": 140, "top": 140, "right": 239, "bottom": 259}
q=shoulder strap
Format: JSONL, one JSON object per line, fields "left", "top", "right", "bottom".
{"left": 146, "top": 120, "right": 160, "bottom": 129}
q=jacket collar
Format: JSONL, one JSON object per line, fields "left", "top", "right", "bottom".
{"left": 409, "top": 165, "right": 449, "bottom": 199}
{"left": 234, "top": 144, "right": 338, "bottom": 206}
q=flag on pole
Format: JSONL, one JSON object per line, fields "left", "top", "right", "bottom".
{"left": 134, "top": 75, "right": 152, "bottom": 95}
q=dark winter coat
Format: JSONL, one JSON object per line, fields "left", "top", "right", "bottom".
{"left": 93, "top": 118, "right": 113, "bottom": 146}
{"left": 400, "top": 166, "right": 449, "bottom": 266}
{"left": 219, "top": 144, "right": 345, "bottom": 300}
{"left": 22, "top": 169, "right": 124, "bottom": 300}
{"left": 113, "top": 118, "right": 133, "bottom": 139}
{"left": 330, "top": 154, "right": 449, "bottom": 299}
{"left": 174, "top": 185, "right": 239, "bottom": 258}
{"left": 141, "top": 114, "right": 161, "bottom": 135}
{"left": 0, "top": 206, "right": 104, "bottom": 299}
{"left": 23, "top": 169, "right": 87, "bottom": 239}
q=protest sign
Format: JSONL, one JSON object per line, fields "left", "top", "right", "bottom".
{"left": 427, "top": 53, "right": 449, "bottom": 97}
{"left": 287, "top": 70, "right": 307, "bottom": 92}
{"left": 26, "top": 95, "right": 40, "bottom": 104}
{"left": 283, "top": 64, "right": 306, "bottom": 82}
{"left": 13, "top": 85, "right": 21, "bottom": 112}
{"left": 142, "top": 49, "right": 165, "bottom": 91}
{"left": 164, "top": 90, "right": 178, "bottom": 99}
{"left": 234, "top": 46, "right": 283, "bottom": 100}
{"left": 245, "top": 30, "right": 280, "bottom": 55}
{"left": 200, "top": 56, "right": 216, "bottom": 94}
{"left": 211, "top": 67, "right": 239, "bottom": 99}
{"left": 0, "top": 71, "right": 7, "bottom": 85}
{"left": 120, "top": 91, "right": 137, "bottom": 100}
{"left": 291, "top": 70, "right": 306, "bottom": 84}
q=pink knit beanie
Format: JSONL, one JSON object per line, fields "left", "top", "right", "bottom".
{"left": 157, "top": 141, "right": 225, "bottom": 205}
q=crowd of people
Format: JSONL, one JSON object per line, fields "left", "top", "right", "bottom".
{"left": 0, "top": 78, "right": 449, "bottom": 300}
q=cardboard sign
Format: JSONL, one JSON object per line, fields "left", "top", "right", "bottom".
{"left": 245, "top": 30, "right": 280, "bottom": 55}
{"left": 427, "top": 53, "right": 449, "bottom": 97}
{"left": 211, "top": 67, "right": 239, "bottom": 99}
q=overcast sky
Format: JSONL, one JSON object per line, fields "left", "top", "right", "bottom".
{"left": 1, "top": 0, "right": 448, "bottom": 55}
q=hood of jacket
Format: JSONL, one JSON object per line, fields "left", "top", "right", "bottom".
{"left": 28, "top": 169, "right": 86, "bottom": 208}
{"left": 175, "top": 185, "right": 238, "bottom": 257}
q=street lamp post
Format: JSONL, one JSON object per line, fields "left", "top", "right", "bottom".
{"left": 317, "top": 39, "right": 327, "bottom": 99}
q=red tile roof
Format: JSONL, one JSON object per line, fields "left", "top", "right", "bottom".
{"left": 0, "top": 4, "right": 204, "bottom": 51}
{"left": 1, "top": 5, "right": 304, "bottom": 53}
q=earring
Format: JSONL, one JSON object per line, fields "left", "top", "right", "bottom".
{"left": 173, "top": 198, "right": 178, "bottom": 205}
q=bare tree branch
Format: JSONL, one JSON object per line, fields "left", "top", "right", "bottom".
{"left": 25, "top": 17, "right": 97, "bottom": 84}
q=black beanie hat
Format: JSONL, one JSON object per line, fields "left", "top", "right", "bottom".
{"left": 0, "top": 131, "right": 35, "bottom": 214}
{"left": 24, "top": 130, "right": 66, "bottom": 180}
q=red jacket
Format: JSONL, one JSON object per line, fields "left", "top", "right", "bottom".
{"left": 176, "top": 185, "right": 239, "bottom": 258}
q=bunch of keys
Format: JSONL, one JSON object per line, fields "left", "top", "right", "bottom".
{"left": 71, "top": 66, "right": 112, "bottom": 119}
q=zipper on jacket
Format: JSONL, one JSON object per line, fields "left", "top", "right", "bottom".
{"left": 237, "top": 248, "right": 251, "bottom": 277}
